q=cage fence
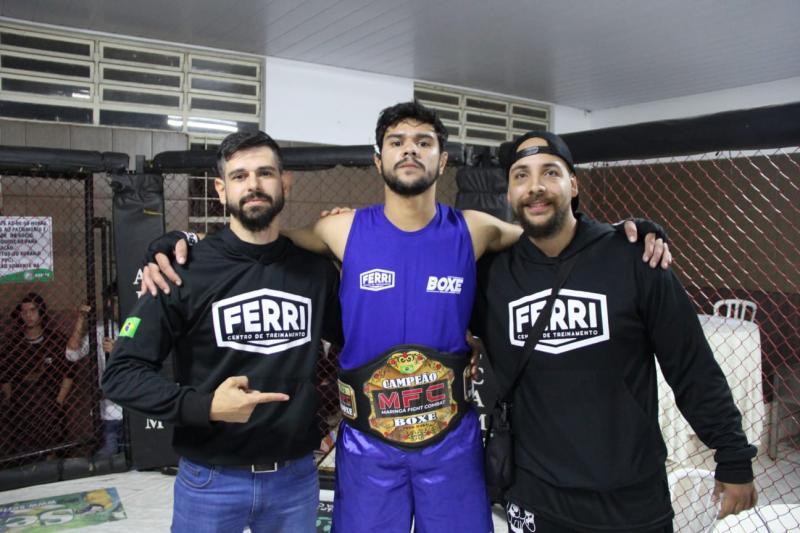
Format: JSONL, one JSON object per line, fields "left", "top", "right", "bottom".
{"left": 578, "top": 147, "right": 800, "bottom": 532}
{"left": 1, "top": 142, "right": 797, "bottom": 532}
{"left": 162, "top": 145, "right": 799, "bottom": 531}
{"left": 0, "top": 172, "right": 111, "bottom": 473}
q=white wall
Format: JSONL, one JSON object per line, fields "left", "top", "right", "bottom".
{"left": 589, "top": 77, "right": 800, "bottom": 130}
{"left": 264, "top": 59, "right": 798, "bottom": 142}
{"left": 264, "top": 58, "right": 592, "bottom": 144}
{"left": 551, "top": 104, "right": 591, "bottom": 134}
{"left": 264, "top": 58, "right": 413, "bottom": 145}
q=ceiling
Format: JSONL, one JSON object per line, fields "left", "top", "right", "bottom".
{"left": 2, "top": 0, "right": 799, "bottom": 110}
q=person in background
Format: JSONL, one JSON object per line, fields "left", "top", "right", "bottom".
{"left": 67, "top": 283, "right": 123, "bottom": 458}
{"left": 1, "top": 292, "right": 77, "bottom": 459}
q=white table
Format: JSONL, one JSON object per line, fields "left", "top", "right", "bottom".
{"left": 657, "top": 315, "right": 764, "bottom": 464}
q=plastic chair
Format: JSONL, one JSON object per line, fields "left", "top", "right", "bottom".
{"left": 713, "top": 299, "right": 757, "bottom": 321}
{"left": 668, "top": 467, "right": 777, "bottom": 533}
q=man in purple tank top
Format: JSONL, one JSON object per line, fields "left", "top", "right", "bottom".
{"left": 143, "top": 102, "right": 671, "bottom": 533}
{"left": 275, "top": 103, "right": 668, "bottom": 533}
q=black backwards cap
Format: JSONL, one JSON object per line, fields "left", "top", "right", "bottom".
{"left": 499, "top": 130, "right": 579, "bottom": 212}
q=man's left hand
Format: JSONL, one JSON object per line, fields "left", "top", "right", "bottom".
{"left": 622, "top": 220, "right": 672, "bottom": 269}
{"left": 713, "top": 480, "right": 758, "bottom": 519}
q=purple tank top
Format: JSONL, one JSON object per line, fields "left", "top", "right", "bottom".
{"left": 339, "top": 203, "right": 476, "bottom": 369}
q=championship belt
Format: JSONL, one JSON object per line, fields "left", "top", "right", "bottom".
{"left": 337, "top": 344, "right": 472, "bottom": 449}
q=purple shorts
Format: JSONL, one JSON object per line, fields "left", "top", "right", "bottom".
{"left": 332, "top": 408, "right": 493, "bottom": 533}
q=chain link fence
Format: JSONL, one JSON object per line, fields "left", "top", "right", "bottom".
{"left": 0, "top": 172, "right": 113, "bottom": 475}
{"left": 578, "top": 148, "right": 800, "bottom": 532}
{"left": 2, "top": 144, "right": 797, "bottom": 531}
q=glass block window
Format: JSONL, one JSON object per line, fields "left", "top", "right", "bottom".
{"left": 0, "top": 22, "right": 262, "bottom": 137}
{"left": 414, "top": 82, "right": 550, "bottom": 147}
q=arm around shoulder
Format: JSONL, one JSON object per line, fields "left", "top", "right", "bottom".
{"left": 462, "top": 209, "right": 522, "bottom": 260}
{"left": 282, "top": 210, "right": 354, "bottom": 261}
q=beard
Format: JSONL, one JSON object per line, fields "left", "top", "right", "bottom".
{"left": 514, "top": 195, "right": 571, "bottom": 239}
{"left": 382, "top": 158, "right": 440, "bottom": 197}
{"left": 227, "top": 191, "right": 284, "bottom": 232}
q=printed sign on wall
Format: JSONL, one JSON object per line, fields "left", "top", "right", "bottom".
{"left": 0, "top": 216, "right": 53, "bottom": 284}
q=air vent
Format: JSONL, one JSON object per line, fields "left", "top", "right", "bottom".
{"left": 512, "top": 119, "right": 547, "bottom": 131}
{"left": 190, "top": 96, "right": 258, "bottom": 115}
{"left": 415, "top": 88, "right": 460, "bottom": 107}
{"left": 2, "top": 53, "right": 92, "bottom": 79}
{"left": 102, "top": 66, "right": 182, "bottom": 88}
{"left": 465, "top": 128, "right": 508, "bottom": 142}
{"left": 190, "top": 75, "right": 259, "bottom": 98}
{"left": 512, "top": 105, "right": 547, "bottom": 120}
{"left": 465, "top": 112, "right": 507, "bottom": 128}
{"left": 102, "top": 87, "right": 181, "bottom": 108}
{"left": 0, "top": 30, "right": 92, "bottom": 57}
{"left": 2, "top": 76, "right": 91, "bottom": 100}
{"left": 101, "top": 44, "right": 182, "bottom": 69}
{"left": 190, "top": 56, "right": 259, "bottom": 79}
{"left": 465, "top": 97, "right": 507, "bottom": 114}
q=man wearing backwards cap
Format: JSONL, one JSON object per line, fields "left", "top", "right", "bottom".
{"left": 472, "top": 131, "right": 758, "bottom": 532}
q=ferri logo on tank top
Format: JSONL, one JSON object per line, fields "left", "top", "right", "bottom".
{"left": 359, "top": 268, "right": 395, "bottom": 291}
{"left": 212, "top": 288, "right": 312, "bottom": 355}
{"left": 508, "top": 289, "right": 610, "bottom": 354}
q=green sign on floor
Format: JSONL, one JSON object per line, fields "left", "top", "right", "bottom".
{"left": 317, "top": 500, "right": 333, "bottom": 532}
{"left": 0, "top": 487, "right": 126, "bottom": 532}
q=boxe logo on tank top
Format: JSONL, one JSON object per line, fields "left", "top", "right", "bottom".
{"left": 508, "top": 288, "right": 610, "bottom": 354}
{"left": 212, "top": 288, "right": 312, "bottom": 355}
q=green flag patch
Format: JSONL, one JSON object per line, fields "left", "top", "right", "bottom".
{"left": 119, "top": 317, "right": 141, "bottom": 338}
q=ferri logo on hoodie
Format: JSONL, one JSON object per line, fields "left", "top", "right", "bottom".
{"left": 508, "top": 288, "right": 609, "bottom": 354}
{"left": 212, "top": 288, "right": 312, "bottom": 355}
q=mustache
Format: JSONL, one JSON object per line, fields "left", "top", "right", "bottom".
{"left": 518, "top": 193, "right": 550, "bottom": 207}
{"left": 239, "top": 192, "right": 273, "bottom": 206}
{"left": 394, "top": 157, "right": 423, "bottom": 170}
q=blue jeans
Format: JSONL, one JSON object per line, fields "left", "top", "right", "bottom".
{"left": 172, "top": 454, "right": 319, "bottom": 533}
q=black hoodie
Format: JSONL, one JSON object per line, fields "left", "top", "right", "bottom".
{"left": 103, "top": 227, "right": 342, "bottom": 466}
{"left": 472, "top": 215, "right": 755, "bottom": 531}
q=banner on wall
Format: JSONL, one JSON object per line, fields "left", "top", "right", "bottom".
{"left": 0, "top": 216, "right": 53, "bottom": 284}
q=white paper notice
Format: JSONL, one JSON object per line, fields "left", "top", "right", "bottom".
{"left": 0, "top": 216, "right": 54, "bottom": 284}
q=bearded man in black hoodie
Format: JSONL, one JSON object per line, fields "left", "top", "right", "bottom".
{"left": 472, "top": 131, "right": 757, "bottom": 533}
{"left": 103, "top": 130, "right": 342, "bottom": 533}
